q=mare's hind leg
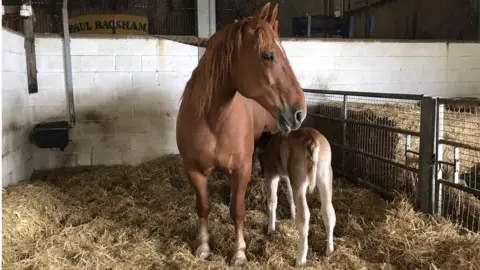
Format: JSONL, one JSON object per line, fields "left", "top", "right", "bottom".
{"left": 229, "top": 162, "right": 253, "bottom": 266}
{"left": 266, "top": 174, "right": 280, "bottom": 234}
{"left": 317, "top": 166, "right": 336, "bottom": 255}
{"left": 186, "top": 169, "right": 211, "bottom": 259}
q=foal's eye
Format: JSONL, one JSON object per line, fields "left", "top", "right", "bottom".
{"left": 261, "top": 51, "right": 275, "bottom": 61}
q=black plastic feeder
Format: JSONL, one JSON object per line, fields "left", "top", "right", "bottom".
{"left": 31, "top": 120, "right": 72, "bottom": 151}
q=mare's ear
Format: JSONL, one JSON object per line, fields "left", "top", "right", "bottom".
{"left": 254, "top": 2, "right": 271, "bottom": 29}
{"left": 269, "top": 4, "right": 278, "bottom": 27}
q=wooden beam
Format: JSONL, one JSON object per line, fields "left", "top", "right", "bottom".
{"left": 3, "top": 5, "right": 21, "bottom": 14}
{"left": 23, "top": 0, "right": 38, "bottom": 94}
{"left": 62, "top": 0, "right": 76, "bottom": 125}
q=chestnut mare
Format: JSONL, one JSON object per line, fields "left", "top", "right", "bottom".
{"left": 175, "top": 3, "right": 307, "bottom": 266}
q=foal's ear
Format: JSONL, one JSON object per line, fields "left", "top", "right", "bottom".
{"left": 269, "top": 4, "right": 278, "bottom": 27}
{"left": 255, "top": 132, "right": 273, "bottom": 151}
{"left": 255, "top": 147, "right": 265, "bottom": 155}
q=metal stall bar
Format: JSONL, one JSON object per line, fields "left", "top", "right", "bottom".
{"left": 304, "top": 89, "right": 424, "bottom": 203}
{"left": 341, "top": 95, "right": 348, "bottom": 171}
{"left": 437, "top": 180, "right": 480, "bottom": 198}
{"left": 308, "top": 113, "right": 421, "bottom": 137}
{"left": 435, "top": 102, "right": 445, "bottom": 215}
{"left": 454, "top": 147, "right": 460, "bottom": 184}
{"left": 438, "top": 140, "right": 480, "bottom": 152}
{"left": 329, "top": 142, "right": 419, "bottom": 173}
{"left": 303, "top": 89, "right": 424, "bottom": 100}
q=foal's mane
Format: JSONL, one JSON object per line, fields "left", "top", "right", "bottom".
{"left": 180, "top": 17, "right": 277, "bottom": 118}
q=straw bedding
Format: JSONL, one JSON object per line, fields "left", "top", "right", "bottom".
{"left": 3, "top": 154, "right": 480, "bottom": 270}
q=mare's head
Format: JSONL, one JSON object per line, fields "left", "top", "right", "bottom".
{"left": 232, "top": 3, "right": 307, "bottom": 133}
{"left": 183, "top": 2, "right": 306, "bottom": 133}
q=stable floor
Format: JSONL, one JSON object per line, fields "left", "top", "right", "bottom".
{"left": 3, "top": 155, "right": 480, "bottom": 270}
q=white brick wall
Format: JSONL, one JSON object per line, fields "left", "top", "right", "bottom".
{"left": 32, "top": 35, "right": 197, "bottom": 169}
{"left": 3, "top": 28, "right": 480, "bottom": 176}
{"left": 282, "top": 40, "right": 480, "bottom": 97}
{"left": 2, "top": 29, "right": 33, "bottom": 187}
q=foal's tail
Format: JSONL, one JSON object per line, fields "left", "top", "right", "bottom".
{"left": 306, "top": 138, "right": 320, "bottom": 194}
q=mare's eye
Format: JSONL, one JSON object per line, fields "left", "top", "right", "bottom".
{"left": 261, "top": 51, "right": 275, "bottom": 61}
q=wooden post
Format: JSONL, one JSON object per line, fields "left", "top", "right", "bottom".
{"left": 23, "top": 0, "right": 38, "bottom": 94}
{"left": 418, "top": 96, "right": 437, "bottom": 214}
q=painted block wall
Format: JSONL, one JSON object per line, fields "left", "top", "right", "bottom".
{"left": 282, "top": 40, "right": 480, "bottom": 98}
{"left": 3, "top": 28, "right": 480, "bottom": 176}
{"left": 2, "top": 29, "right": 34, "bottom": 187}
{"left": 31, "top": 34, "right": 198, "bottom": 170}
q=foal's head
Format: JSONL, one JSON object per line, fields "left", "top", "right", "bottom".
{"left": 254, "top": 131, "right": 275, "bottom": 177}
{"left": 231, "top": 3, "right": 307, "bottom": 133}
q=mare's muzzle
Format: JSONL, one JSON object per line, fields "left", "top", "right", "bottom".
{"left": 277, "top": 107, "right": 306, "bottom": 133}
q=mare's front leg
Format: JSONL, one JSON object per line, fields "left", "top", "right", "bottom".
{"left": 229, "top": 161, "right": 253, "bottom": 266}
{"left": 186, "top": 168, "right": 211, "bottom": 259}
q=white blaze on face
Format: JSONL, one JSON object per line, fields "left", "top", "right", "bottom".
{"left": 274, "top": 38, "right": 286, "bottom": 57}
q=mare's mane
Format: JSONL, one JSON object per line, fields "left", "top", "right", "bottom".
{"left": 180, "top": 17, "right": 278, "bottom": 117}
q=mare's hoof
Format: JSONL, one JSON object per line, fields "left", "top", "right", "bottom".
{"left": 230, "top": 251, "right": 248, "bottom": 266}
{"left": 195, "top": 243, "right": 211, "bottom": 260}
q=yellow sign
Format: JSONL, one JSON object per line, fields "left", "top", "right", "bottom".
{"left": 68, "top": 14, "right": 148, "bottom": 35}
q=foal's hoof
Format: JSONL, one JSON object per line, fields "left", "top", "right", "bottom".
{"left": 267, "top": 226, "right": 276, "bottom": 235}
{"left": 230, "top": 251, "right": 248, "bottom": 266}
{"left": 295, "top": 258, "right": 307, "bottom": 267}
{"left": 325, "top": 246, "right": 334, "bottom": 256}
{"left": 195, "top": 243, "right": 211, "bottom": 260}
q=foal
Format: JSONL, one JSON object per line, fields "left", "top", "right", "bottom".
{"left": 256, "top": 127, "right": 336, "bottom": 266}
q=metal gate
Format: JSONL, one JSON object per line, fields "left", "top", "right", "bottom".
{"left": 304, "top": 90, "right": 480, "bottom": 233}
{"left": 434, "top": 98, "right": 480, "bottom": 232}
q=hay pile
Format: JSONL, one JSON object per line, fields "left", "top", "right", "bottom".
{"left": 3, "top": 154, "right": 480, "bottom": 270}
{"left": 305, "top": 101, "right": 422, "bottom": 196}
{"left": 306, "top": 100, "right": 480, "bottom": 184}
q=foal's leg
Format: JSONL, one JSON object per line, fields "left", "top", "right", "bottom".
{"left": 292, "top": 181, "right": 310, "bottom": 267}
{"left": 229, "top": 162, "right": 252, "bottom": 266}
{"left": 284, "top": 177, "right": 296, "bottom": 220}
{"left": 266, "top": 174, "right": 280, "bottom": 234}
{"left": 317, "top": 166, "right": 336, "bottom": 256}
{"left": 186, "top": 169, "right": 211, "bottom": 259}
